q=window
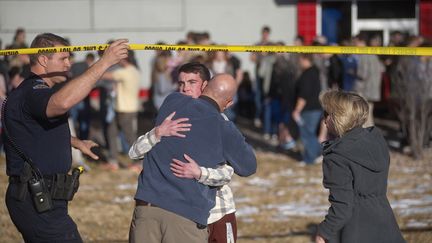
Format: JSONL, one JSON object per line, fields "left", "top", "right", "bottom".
{"left": 358, "top": 1, "right": 415, "bottom": 19}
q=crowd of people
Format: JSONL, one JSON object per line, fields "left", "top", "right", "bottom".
{"left": 146, "top": 27, "right": 432, "bottom": 165}
{"left": 1, "top": 27, "right": 431, "bottom": 167}
{"left": 0, "top": 26, "right": 430, "bottom": 242}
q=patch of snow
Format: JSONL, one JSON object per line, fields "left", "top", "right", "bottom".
{"left": 78, "top": 185, "right": 99, "bottom": 191}
{"left": 405, "top": 219, "right": 430, "bottom": 228}
{"left": 113, "top": 196, "right": 133, "bottom": 204}
{"left": 240, "top": 217, "right": 256, "bottom": 223}
{"left": 235, "top": 197, "right": 252, "bottom": 203}
{"left": 236, "top": 206, "right": 260, "bottom": 217}
{"left": 271, "top": 168, "right": 294, "bottom": 177}
{"left": 397, "top": 206, "right": 432, "bottom": 216}
{"left": 390, "top": 196, "right": 432, "bottom": 209}
{"left": 291, "top": 178, "right": 306, "bottom": 184}
{"left": 117, "top": 183, "right": 137, "bottom": 190}
{"left": 392, "top": 184, "right": 429, "bottom": 195}
{"left": 399, "top": 167, "right": 419, "bottom": 174}
{"left": 309, "top": 178, "right": 322, "bottom": 184}
{"left": 267, "top": 203, "right": 328, "bottom": 217}
{"left": 391, "top": 196, "right": 432, "bottom": 216}
{"left": 247, "top": 177, "right": 274, "bottom": 187}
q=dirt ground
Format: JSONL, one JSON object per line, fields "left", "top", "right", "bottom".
{"left": 1, "top": 148, "right": 431, "bottom": 242}
{"left": 1, "top": 113, "right": 431, "bottom": 242}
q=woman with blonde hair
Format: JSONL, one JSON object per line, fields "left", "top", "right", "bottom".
{"left": 315, "top": 90, "right": 405, "bottom": 243}
{"left": 152, "top": 54, "right": 177, "bottom": 110}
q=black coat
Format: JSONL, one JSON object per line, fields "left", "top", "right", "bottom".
{"left": 317, "top": 127, "right": 405, "bottom": 243}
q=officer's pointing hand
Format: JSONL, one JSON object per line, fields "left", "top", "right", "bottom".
{"left": 79, "top": 140, "right": 100, "bottom": 160}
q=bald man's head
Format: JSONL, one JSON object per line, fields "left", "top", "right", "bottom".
{"left": 202, "top": 73, "right": 238, "bottom": 112}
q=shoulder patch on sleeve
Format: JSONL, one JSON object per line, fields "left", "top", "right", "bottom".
{"left": 33, "top": 81, "right": 49, "bottom": 89}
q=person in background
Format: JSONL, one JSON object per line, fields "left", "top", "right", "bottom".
{"left": 251, "top": 25, "right": 274, "bottom": 129}
{"left": 152, "top": 54, "right": 177, "bottom": 110}
{"left": 70, "top": 53, "right": 96, "bottom": 140}
{"left": 353, "top": 34, "right": 385, "bottom": 127}
{"left": 339, "top": 38, "right": 358, "bottom": 92}
{"left": 6, "top": 28, "right": 29, "bottom": 70}
{"left": 292, "top": 54, "right": 322, "bottom": 165}
{"left": 102, "top": 50, "right": 140, "bottom": 171}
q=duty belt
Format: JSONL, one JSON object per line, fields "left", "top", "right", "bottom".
{"left": 9, "top": 175, "right": 54, "bottom": 185}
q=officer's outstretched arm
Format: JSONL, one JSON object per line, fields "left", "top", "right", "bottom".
{"left": 46, "top": 39, "right": 129, "bottom": 118}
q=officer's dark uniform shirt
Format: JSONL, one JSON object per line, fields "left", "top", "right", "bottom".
{"left": 4, "top": 73, "right": 71, "bottom": 176}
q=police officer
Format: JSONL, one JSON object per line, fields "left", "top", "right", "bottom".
{"left": 3, "top": 33, "right": 129, "bottom": 242}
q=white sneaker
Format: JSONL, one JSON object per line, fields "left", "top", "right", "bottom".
{"left": 270, "top": 135, "right": 279, "bottom": 146}
{"left": 314, "top": 155, "right": 323, "bottom": 164}
{"left": 282, "top": 140, "right": 296, "bottom": 150}
{"left": 254, "top": 118, "right": 262, "bottom": 128}
{"left": 298, "top": 161, "right": 307, "bottom": 167}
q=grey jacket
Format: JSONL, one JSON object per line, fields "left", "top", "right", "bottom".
{"left": 317, "top": 127, "right": 405, "bottom": 243}
{"left": 354, "top": 55, "right": 384, "bottom": 102}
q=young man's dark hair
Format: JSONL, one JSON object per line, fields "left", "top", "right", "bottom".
{"left": 178, "top": 62, "right": 211, "bottom": 82}
{"left": 29, "top": 33, "right": 69, "bottom": 65}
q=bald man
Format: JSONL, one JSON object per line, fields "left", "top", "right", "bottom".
{"left": 129, "top": 73, "right": 257, "bottom": 243}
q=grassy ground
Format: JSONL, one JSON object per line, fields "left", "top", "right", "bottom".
{"left": 1, "top": 148, "right": 431, "bottom": 242}
{"left": 1, "top": 111, "right": 431, "bottom": 242}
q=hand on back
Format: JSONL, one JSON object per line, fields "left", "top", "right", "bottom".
{"left": 155, "top": 112, "right": 191, "bottom": 139}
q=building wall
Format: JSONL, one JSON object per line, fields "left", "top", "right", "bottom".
{"left": 0, "top": 0, "right": 297, "bottom": 88}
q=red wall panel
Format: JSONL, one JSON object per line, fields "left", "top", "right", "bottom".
{"left": 420, "top": 0, "right": 432, "bottom": 40}
{"left": 297, "top": 0, "right": 317, "bottom": 45}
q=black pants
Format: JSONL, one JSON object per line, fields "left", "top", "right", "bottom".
{"left": 5, "top": 183, "right": 82, "bottom": 243}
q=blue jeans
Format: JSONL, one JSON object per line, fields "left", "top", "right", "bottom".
{"left": 299, "top": 110, "right": 322, "bottom": 163}
{"left": 254, "top": 77, "right": 263, "bottom": 120}
{"left": 263, "top": 98, "right": 281, "bottom": 135}
{"left": 70, "top": 101, "right": 90, "bottom": 140}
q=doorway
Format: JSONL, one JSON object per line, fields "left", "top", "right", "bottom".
{"left": 321, "top": 1, "right": 352, "bottom": 45}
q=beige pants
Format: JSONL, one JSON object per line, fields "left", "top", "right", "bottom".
{"left": 364, "top": 102, "right": 375, "bottom": 127}
{"left": 129, "top": 206, "right": 208, "bottom": 243}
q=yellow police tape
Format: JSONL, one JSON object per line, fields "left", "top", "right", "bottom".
{"left": 0, "top": 44, "right": 431, "bottom": 56}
